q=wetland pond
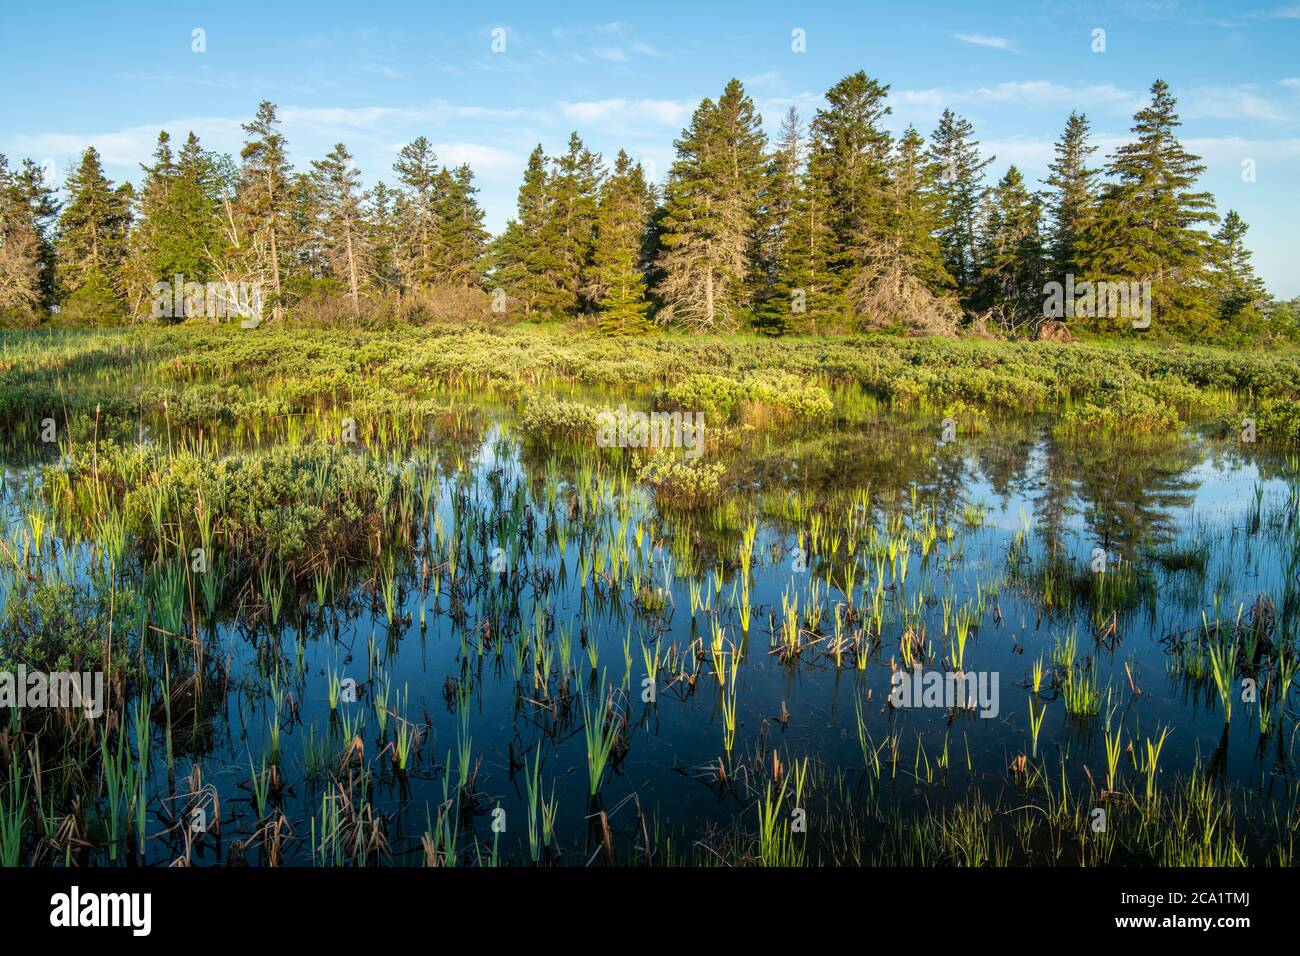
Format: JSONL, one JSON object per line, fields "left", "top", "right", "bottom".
{"left": 3, "top": 379, "right": 1298, "bottom": 867}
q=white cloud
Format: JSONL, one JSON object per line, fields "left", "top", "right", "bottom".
{"left": 873, "top": 81, "right": 1147, "bottom": 130}
{"left": 559, "top": 98, "right": 691, "bottom": 126}
{"left": 590, "top": 46, "right": 628, "bottom": 62}
{"left": 280, "top": 102, "right": 540, "bottom": 130}
{"left": 11, "top": 118, "right": 248, "bottom": 171}
{"left": 6, "top": 100, "right": 542, "bottom": 187}
{"left": 428, "top": 142, "right": 521, "bottom": 171}
{"left": 979, "top": 135, "right": 1130, "bottom": 173}
{"left": 951, "top": 32, "right": 1020, "bottom": 53}
{"left": 1183, "top": 85, "right": 1290, "bottom": 122}
{"left": 585, "top": 39, "right": 667, "bottom": 62}
{"left": 1253, "top": 4, "right": 1300, "bottom": 18}
{"left": 1183, "top": 135, "right": 1300, "bottom": 164}
{"left": 551, "top": 22, "right": 625, "bottom": 40}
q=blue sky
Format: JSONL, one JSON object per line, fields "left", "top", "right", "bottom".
{"left": 2, "top": 0, "right": 1297, "bottom": 295}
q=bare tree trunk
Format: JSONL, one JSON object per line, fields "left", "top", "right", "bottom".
{"left": 704, "top": 267, "right": 714, "bottom": 328}
{"left": 266, "top": 169, "right": 282, "bottom": 322}
{"left": 345, "top": 225, "right": 359, "bottom": 318}
{"left": 269, "top": 226, "right": 282, "bottom": 322}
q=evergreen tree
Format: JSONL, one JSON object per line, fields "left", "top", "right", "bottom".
{"left": 859, "top": 125, "right": 959, "bottom": 332}
{"left": 366, "top": 181, "right": 401, "bottom": 301}
{"left": 170, "top": 134, "right": 224, "bottom": 280}
{"left": 0, "top": 155, "right": 54, "bottom": 319}
{"left": 285, "top": 171, "right": 326, "bottom": 284}
{"left": 1211, "top": 210, "right": 1267, "bottom": 324}
{"left": 548, "top": 132, "right": 604, "bottom": 315}
{"left": 56, "top": 146, "right": 132, "bottom": 323}
{"left": 808, "top": 70, "right": 894, "bottom": 317}
{"left": 753, "top": 108, "right": 806, "bottom": 334}
{"left": 1042, "top": 112, "right": 1098, "bottom": 280}
{"left": 889, "top": 126, "right": 953, "bottom": 293}
{"left": 779, "top": 151, "right": 839, "bottom": 334}
{"left": 393, "top": 136, "right": 441, "bottom": 286}
{"left": 590, "top": 150, "right": 653, "bottom": 334}
{"left": 928, "top": 109, "right": 993, "bottom": 300}
{"left": 310, "top": 143, "right": 368, "bottom": 317}
{"left": 238, "top": 101, "right": 292, "bottom": 320}
{"left": 14, "top": 158, "right": 60, "bottom": 312}
{"left": 493, "top": 145, "right": 567, "bottom": 317}
{"left": 125, "top": 132, "right": 177, "bottom": 316}
{"left": 1076, "top": 80, "right": 1218, "bottom": 333}
{"left": 434, "top": 164, "right": 488, "bottom": 287}
{"left": 654, "top": 79, "right": 767, "bottom": 329}
{"left": 805, "top": 74, "right": 957, "bottom": 331}
{"left": 977, "top": 165, "right": 1046, "bottom": 330}
{"left": 128, "top": 131, "right": 224, "bottom": 318}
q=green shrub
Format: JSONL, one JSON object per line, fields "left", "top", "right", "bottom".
{"left": 517, "top": 395, "right": 600, "bottom": 442}
{"left": 1256, "top": 399, "right": 1300, "bottom": 444}
{"left": 635, "top": 451, "right": 725, "bottom": 507}
{"left": 1058, "top": 391, "right": 1182, "bottom": 437}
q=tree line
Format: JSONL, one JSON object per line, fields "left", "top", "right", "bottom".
{"left": 0, "top": 73, "right": 1285, "bottom": 340}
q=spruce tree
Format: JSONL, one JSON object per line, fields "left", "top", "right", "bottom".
{"left": 393, "top": 136, "right": 441, "bottom": 285}
{"left": 239, "top": 101, "right": 292, "bottom": 320}
{"left": 549, "top": 132, "right": 603, "bottom": 315}
{"left": 590, "top": 150, "right": 653, "bottom": 334}
{"left": 171, "top": 134, "right": 223, "bottom": 280}
{"left": 0, "top": 155, "right": 54, "bottom": 319}
{"left": 493, "top": 145, "right": 567, "bottom": 317}
{"left": 753, "top": 108, "right": 806, "bottom": 334}
{"left": 928, "top": 110, "right": 993, "bottom": 301}
{"left": 128, "top": 131, "right": 224, "bottom": 318}
{"left": 311, "top": 143, "right": 368, "bottom": 317}
{"left": 366, "top": 180, "right": 401, "bottom": 302}
{"left": 861, "top": 125, "right": 959, "bottom": 332}
{"left": 654, "top": 79, "right": 766, "bottom": 329}
{"left": 780, "top": 153, "right": 839, "bottom": 334}
{"left": 435, "top": 164, "right": 488, "bottom": 287}
{"left": 808, "top": 70, "right": 894, "bottom": 319}
{"left": 977, "top": 165, "right": 1046, "bottom": 331}
{"left": 889, "top": 126, "right": 953, "bottom": 294}
{"left": 1211, "top": 210, "right": 1267, "bottom": 324}
{"left": 126, "top": 132, "right": 177, "bottom": 316}
{"left": 15, "top": 158, "right": 60, "bottom": 312}
{"left": 1042, "top": 112, "right": 1097, "bottom": 281}
{"left": 1076, "top": 80, "right": 1218, "bottom": 334}
{"left": 56, "top": 146, "right": 132, "bottom": 323}
{"left": 285, "top": 171, "right": 326, "bottom": 284}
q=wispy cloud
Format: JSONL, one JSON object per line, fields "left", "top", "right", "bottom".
{"left": 889, "top": 81, "right": 1145, "bottom": 124}
{"left": 7, "top": 99, "right": 544, "bottom": 177}
{"left": 422, "top": 142, "right": 521, "bottom": 171}
{"left": 550, "top": 22, "right": 626, "bottom": 40}
{"left": 280, "top": 102, "right": 543, "bottom": 130}
{"left": 11, "top": 119, "right": 246, "bottom": 171}
{"left": 1183, "top": 85, "right": 1292, "bottom": 122}
{"left": 559, "top": 98, "right": 691, "bottom": 127}
{"left": 951, "top": 32, "right": 1020, "bottom": 53}
{"left": 1251, "top": 4, "right": 1300, "bottom": 18}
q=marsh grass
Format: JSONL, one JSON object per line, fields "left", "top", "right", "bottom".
{"left": 0, "top": 325, "right": 1296, "bottom": 867}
